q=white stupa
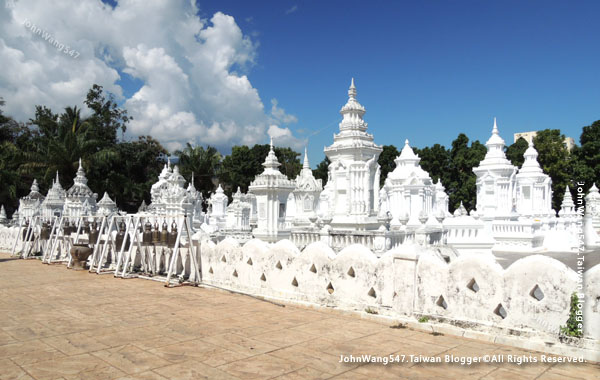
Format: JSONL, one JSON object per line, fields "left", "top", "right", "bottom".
{"left": 41, "top": 171, "right": 66, "bottom": 218}
{"left": 321, "top": 78, "right": 383, "bottom": 230}
{"left": 473, "top": 118, "right": 518, "bottom": 219}
{"left": 515, "top": 142, "right": 553, "bottom": 217}
{"left": 64, "top": 159, "right": 98, "bottom": 217}
{"left": 18, "top": 179, "right": 45, "bottom": 219}
{"left": 383, "top": 139, "right": 448, "bottom": 228}
{"left": 249, "top": 138, "right": 296, "bottom": 242}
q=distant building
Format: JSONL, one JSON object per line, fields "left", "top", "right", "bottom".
{"left": 513, "top": 131, "right": 575, "bottom": 151}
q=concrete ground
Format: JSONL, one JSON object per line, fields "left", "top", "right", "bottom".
{"left": 493, "top": 249, "right": 599, "bottom": 272}
{"left": 0, "top": 253, "right": 598, "bottom": 380}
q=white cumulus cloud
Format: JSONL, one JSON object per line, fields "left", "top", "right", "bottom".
{"left": 0, "top": 0, "right": 302, "bottom": 152}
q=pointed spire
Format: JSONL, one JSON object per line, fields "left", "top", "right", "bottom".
{"left": 74, "top": 158, "right": 88, "bottom": 185}
{"left": 55, "top": 170, "right": 60, "bottom": 185}
{"left": 31, "top": 179, "right": 39, "bottom": 192}
{"left": 262, "top": 137, "right": 281, "bottom": 171}
{"left": 191, "top": 172, "right": 195, "bottom": 187}
{"left": 303, "top": 147, "right": 310, "bottom": 169}
{"left": 492, "top": 117, "right": 498, "bottom": 135}
{"left": 348, "top": 77, "right": 357, "bottom": 99}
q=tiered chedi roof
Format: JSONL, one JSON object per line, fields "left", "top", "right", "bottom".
{"left": 64, "top": 159, "right": 97, "bottom": 217}
{"left": 97, "top": 192, "right": 118, "bottom": 216}
{"left": 41, "top": 171, "right": 66, "bottom": 217}
{"left": 18, "top": 179, "right": 45, "bottom": 219}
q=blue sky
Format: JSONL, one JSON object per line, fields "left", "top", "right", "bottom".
{"left": 3, "top": 0, "right": 598, "bottom": 167}
{"left": 196, "top": 0, "right": 599, "bottom": 164}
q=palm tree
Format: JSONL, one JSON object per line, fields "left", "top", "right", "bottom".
{"left": 175, "top": 143, "right": 221, "bottom": 198}
{"left": 20, "top": 105, "right": 118, "bottom": 189}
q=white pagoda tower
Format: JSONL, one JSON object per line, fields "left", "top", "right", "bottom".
{"left": 473, "top": 118, "right": 518, "bottom": 220}
{"left": 207, "top": 184, "right": 228, "bottom": 230}
{"left": 249, "top": 138, "right": 296, "bottom": 242}
{"left": 321, "top": 78, "right": 383, "bottom": 230}
{"left": 514, "top": 141, "right": 553, "bottom": 217}
{"left": 292, "top": 148, "right": 323, "bottom": 227}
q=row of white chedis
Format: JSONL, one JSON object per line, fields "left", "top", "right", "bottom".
{"left": 4, "top": 79, "right": 600, "bottom": 255}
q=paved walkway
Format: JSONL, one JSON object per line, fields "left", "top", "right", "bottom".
{"left": 0, "top": 253, "right": 598, "bottom": 380}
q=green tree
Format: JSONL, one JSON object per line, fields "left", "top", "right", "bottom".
{"left": 84, "top": 84, "right": 131, "bottom": 144}
{"left": 573, "top": 120, "right": 600, "bottom": 190}
{"left": 175, "top": 143, "right": 221, "bottom": 199}
{"left": 313, "top": 156, "right": 330, "bottom": 186}
{"left": 218, "top": 144, "right": 301, "bottom": 198}
{"left": 533, "top": 129, "right": 571, "bottom": 211}
{"left": 445, "top": 134, "right": 486, "bottom": 212}
{"left": 505, "top": 137, "right": 529, "bottom": 168}
{"left": 414, "top": 143, "right": 451, "bottom": 185}
{"left": 378, "top": 145, "right": 400, "bottom": 186}
{"left": 91, "top": 136, "right": 167, "bottom": 212}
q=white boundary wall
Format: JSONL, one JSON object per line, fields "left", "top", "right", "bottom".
{"left": 198, "top": 237, "right": 599, "bottom": 344}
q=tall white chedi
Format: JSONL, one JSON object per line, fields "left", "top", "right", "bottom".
{"left": 292, "top": 148, "right": 323, "bottom": 227}
{"left": 64, "top": 159, "right": 98, "bottom": 217}
{"left": 473, "top": 118, "right": 518, "bottom": 219}
{"left": 515, "top": 141, "right": 553, "bottom": 217}
{"left": 41, "top": 171, "right": 66, "bottom": 218}
{"left": 249, "top": 138, "right": 296, "bottom": 242}
{"left": 321, "top": 78, "right": 382, "bottom": 230}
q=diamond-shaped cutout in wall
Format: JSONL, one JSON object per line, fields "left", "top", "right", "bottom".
{"left": 494, "top": 303, "right": 507, "bottom": 319}
{"left": 368, "top": 287, "right": 377, "bottom": 298}
{"left": 233, "top": 269, "right": 238, "bottom": 277}
{"left": 436, "top": 295, "right": 448, "bottom": 310}
{"left": 326, "top": 282, "right": 334, "bottom": 294}
{"left": 467, "top": 278, "right": 480, "bottom": 293}
{"left": 310, "top": 263, "right": 317, "bottom": 273}
{"left": 247, "top": 257, "right": 253, "bottom": 265}
{"left": 276, "top": 261, "right": 283, "bottom": 270}
{"left": 291, "top": 277, "right": 298, "bottom": 287}
{"left": 530, "top": 285, "right": 544, "bottom": 301}
{"left": 347, "top": 266, "right": 355, "bottom": 278}
{"left": 221, "top": 255, "right": 227, "bottom": 263}
{"left": 208, "top": 267, "right": 213, "bottom": 274}
{"left": 260, "top": 273, "right": 266, "bottom": 282}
